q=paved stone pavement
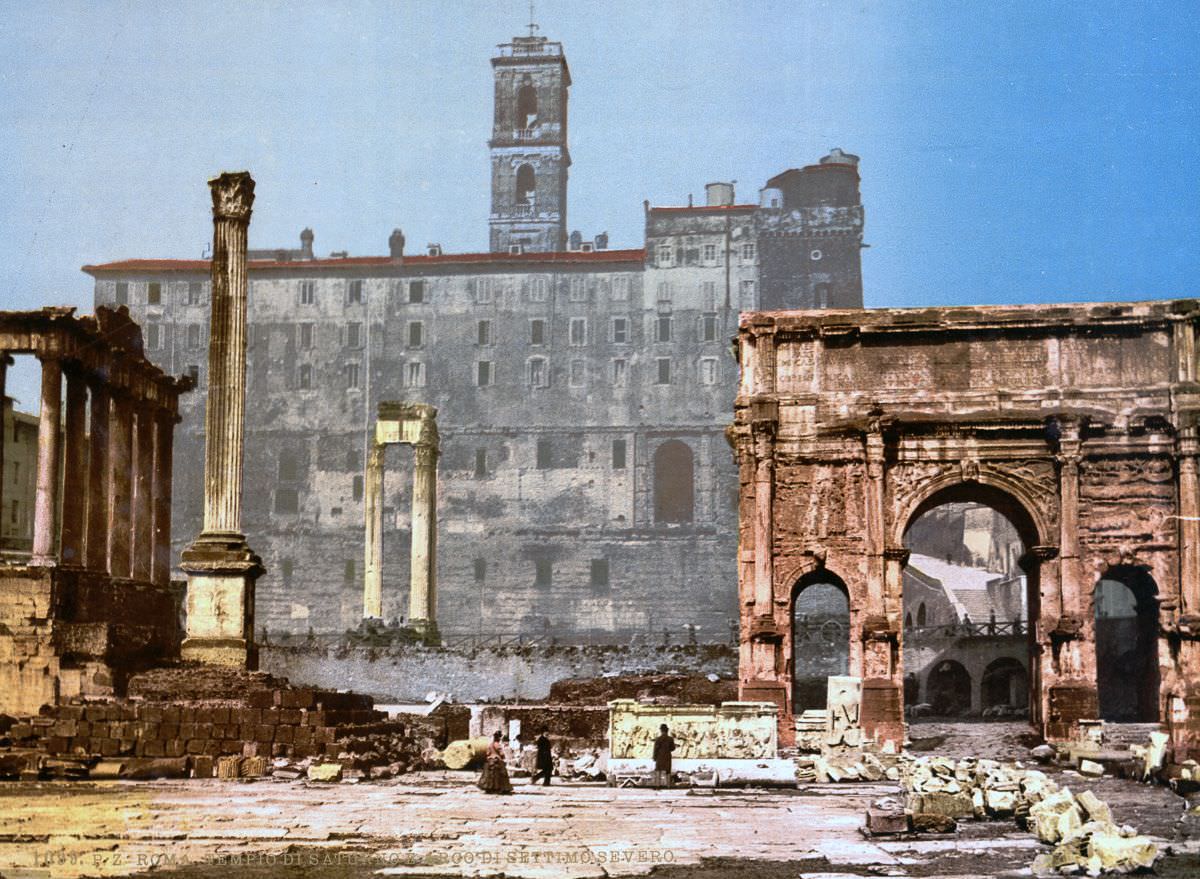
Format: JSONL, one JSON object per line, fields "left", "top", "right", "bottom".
{"left": 0, "top": 771, "right": 1196, "bottom": 879}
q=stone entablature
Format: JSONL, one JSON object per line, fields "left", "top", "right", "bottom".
{"left": 732, "top": 299, "right": 1200, "bottom": 756}
{"left": 607, "top": 699, "right": 778, "bottom": 760}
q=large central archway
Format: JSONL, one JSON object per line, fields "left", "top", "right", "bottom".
{"left": 901, "top": 485, "right": 1039, "bottom": 724}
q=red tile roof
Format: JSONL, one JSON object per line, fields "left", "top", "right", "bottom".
{"left": 82, "top": 248, "right": 646, "bottom": 275}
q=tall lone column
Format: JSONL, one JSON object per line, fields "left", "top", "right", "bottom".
{"left": 362, "top": 442, "right": 385, "bottom": 620}
{"left": 1178, "top": 425, "right": 1200, "bottom": 621}
{"left": 181, "top": 171, "right": 265, "bottom": 669}
{"left": 131, "top": 405, "right": 155, "bottom": 582}
{"left": 108, "top": 393, "right": 134, "bottom": 578}
{"left": 409, "top": 441, "right": 439, "bottom": 639}
{"left": 59, "top": 368, "right": 90, "bottom": 566}
{"left": 151, "top": 409, "right": 177, "bottom": 588}
{"left": 30, "top": 357, "right": 63, "bottom": 565}
{"left": 0, "top": 354, "right": 11, "bottom": 537}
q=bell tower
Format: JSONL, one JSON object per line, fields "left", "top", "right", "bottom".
{"left": 488, "top": 26, "right": 570, "bottom": 253}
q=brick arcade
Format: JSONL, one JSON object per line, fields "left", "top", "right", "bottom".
{"left": 731, "top": 300, "right": 1200, "bottom": 757}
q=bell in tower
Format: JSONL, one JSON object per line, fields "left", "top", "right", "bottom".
{"left": 488, "top": 27, "right": 571, "bottom": 253}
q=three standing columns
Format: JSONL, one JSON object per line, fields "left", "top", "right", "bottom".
{"left": 361, "top": 402, "right": 440, "bottom": 642}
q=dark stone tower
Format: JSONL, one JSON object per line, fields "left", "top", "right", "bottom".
{"left": 488, "top": 30, "right": 570, "bottom": 253}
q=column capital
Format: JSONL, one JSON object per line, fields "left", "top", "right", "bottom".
{"left": 209, "top": 171, "right": 255, "bottom": 223}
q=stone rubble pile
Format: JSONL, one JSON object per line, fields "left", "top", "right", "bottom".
{"left": 886, "top": 754, "right": 1160, "bottom": 876}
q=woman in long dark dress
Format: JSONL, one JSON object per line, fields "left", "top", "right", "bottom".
{"left": 478, "top": 731, "right": 513, "bottom": 794}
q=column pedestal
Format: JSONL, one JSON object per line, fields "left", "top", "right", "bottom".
{"left": 180, "top": 533, "right": 263, "bottom": 668}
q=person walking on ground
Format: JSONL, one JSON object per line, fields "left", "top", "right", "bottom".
{"left": 532, "top": 729, "right": 554, "bottom": 786}
{"left": 478, "top": 731, "right": 513, "bottom": 795}
{"left": 653, "top": 724, "right": 675, "bottom": 789}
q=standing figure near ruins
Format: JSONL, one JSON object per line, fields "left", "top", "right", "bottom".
{"left": 478, "top": 731, "right": 513, "bottom": 795}
{"left": 532, "top": 729, "right": 554, "bottom": 786}
{"left": 653, "top": 724, "right": 675, "bottom": 789}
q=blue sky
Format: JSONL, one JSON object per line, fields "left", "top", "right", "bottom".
{"left": 0, "top": 0, "right": 1197, "bottom": 405}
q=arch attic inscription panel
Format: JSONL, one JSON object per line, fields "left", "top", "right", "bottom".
{"left": 731, "top": 300, "right": 1200, "bottom": 755}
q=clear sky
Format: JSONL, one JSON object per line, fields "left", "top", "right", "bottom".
{"left": 1, "top": 0, "right": 1197, "bottom": 406}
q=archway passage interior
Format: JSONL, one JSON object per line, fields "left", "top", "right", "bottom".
{"left": 1095, "top": 566, "right": 1160, "bottom": 723}
{"left": 791, "top": 571, "right": 850, "bottom": 711}
{"left": 901, "top": 489, "right": 1036, "bottom": 722}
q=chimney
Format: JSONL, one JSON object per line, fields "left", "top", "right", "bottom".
{"left": 568, "top": 230, "right": 583, "bottom": 251}
{"left": 705, "top": 182, "right": 735, "bottom": 207}
{"left": 594, "top": 232, "right": 608, "bottom": 250}
{"left": 389, "top": 228, "right": 405, "bottom": 260}
{"left": 300, "top": 228, "right": 314, "bottom": 259}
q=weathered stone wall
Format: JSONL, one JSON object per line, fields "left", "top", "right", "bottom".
{"left": 608, "top": 700, "right": 777, "bottom": 760}
{"left": 259, "top": 642, "right": 737, "bottom": 703}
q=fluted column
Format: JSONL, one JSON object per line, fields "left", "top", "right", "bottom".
{"left": 362, "top": 442, "right": 385, "bottom": 619}
{"left": 151, "top": 410, "right": 176, "bottom": 588}
{"left": 108, "top": 392, "right": 134, "bottom": 578}
{"left": 181, "top": 171, "right": 264, "bottom": 669}
{"left": 59, "top": 368, "right": 89, "bottom": 566}
{"left": 130, "top": 404, "right": 154, "bottom": 582}
{"left": 31, "top": 357, "right": 63, "bottom": 564}
{"left": 408, "top": 442, "right": 438, "bottom": 636}
{"left": 84, "top": 381, "right": 111, "bottom": 572}
{"left": 1178, "top": 427, "right": 1200, "bottom": 619}
{"left": 0, "top": 354, "right": 11, "bottom": 537}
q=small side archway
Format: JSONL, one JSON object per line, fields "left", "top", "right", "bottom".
{"left": 791, "top": 569, "right": 850, "bottom": 712}
{"left": 982, "top": 657, "right": 1028, "bottom": 711}
{"left": 1094, "top": 565, "right": 1160, "bottom": 722}
{"left": 926, "top": 659, "right": 972, "bottom": 716}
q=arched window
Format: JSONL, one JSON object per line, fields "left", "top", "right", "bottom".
{"left": 814, "top": 283, "right": 831, "bottom": 308}
{"left": 517, "top": 82, "right": 538, "bottom": 128}
{"left": 916, "top": 602, "right": 927, "bottom": 627}
{"left": 653, "top": 440, "right": 694, "bottom": 524}
{"left": 516, "top": 164, "right": 536, "bottom": 206}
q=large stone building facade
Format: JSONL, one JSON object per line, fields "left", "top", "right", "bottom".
{"left": 83, "top": 31, "right": 865, "bottom": 640}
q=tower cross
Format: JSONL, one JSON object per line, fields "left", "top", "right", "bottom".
{"left": 527, "top": 1, "right": 539, "bottom": 37}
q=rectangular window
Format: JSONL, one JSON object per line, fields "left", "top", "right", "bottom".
{"left": 408, "top": 321, "right": 424, "bottom": 348}
{"left": 145, "top": 323, "right": 161, "bottom": 350}
{"left": 348, "top": 280, "right": 364, "bottom": 304}
{"left": 656, "top": 357, "right": 671, "bottom": 385}
{"left": 346, "top": 322, "right": 362, "bottom": 349}
{"left": 474, "top": 558, "right": 487, "bottom": 582}
{"left": 656, "top": 315, "right": 672, "bottom": 343}
{"left": 477, "top": 361, "right": 493, "bottom": 387}
{"left": 147, "top": 282, "right": 162, "bottom": 305}
{"left": 702, "top": 243, "right": 717, "bottom": 262}
{"left": 409, "top": 280, "right": 425, "bottom": 303}
{"left": 346, "top": 362, "right": 360, "bottom": 389}
{"left": 115, "top": 282, "right": 129, "bottom": 306}
{"left": 474, "top": 449, "right": 487, "bottom": 478}
{"left": 612, "top": 276, "right": 630, "bottom": 301}
{"left": 612, "top": 358, "right": 627, "bottom": 387}
{"left": 536, "top": 438, "right": 552, "bottom": 469}
{"left": 477, "top": 319, "right": 491, "bottom": 346}
{"left": 701, "top": 280, "right": 716, "bottom": 310}
{"left": 612, "top": 317, "right": 627, "bottom": 344}
{"left": 657, "top": 281, "right": 672, "bottom": 302}
{"left": 612, "top": 439, "right": 627, "bottom": 470}
{"left": 657, "top": 243, "right": 673, "bottom": 267}
{"left": 534, "top": 558, "right": 552, "bottom": 588}
{"left": 187, "top": 281, "right": 202, "bottom": 305}
{"left": 187, "top": 323, "right": 202, "bottom": 349}
{"left": 299, "top": 322, "right": 314, "bottom": 349}
{"left": 344, "top": 559, "right": 356, "bottom": 584}
{"left": 569, "top": 360, "right": 585, "bottom": 387}
{"left": 741, "top": 242, "right": 756, "bottom": 261}
{"left": 590, "top": 559, "right": 610, "bottom": 592}
{"left": 186, "top": 365, "right": 200, "bottom": 384}
{"left": 10, "top": 499, "right": 17, "bottom": 524}
{"left": 475, "top": 278, "right": 494, "bottom": 304}
{"left": 406, "top": 361, "right": 426, "bottom": 388}
{"left": 700, "top": 357, "right": 718, "bottom": 385}
{"left": 569, "top": 317, "right": 587, "bottom": 346}
{"left": 299, "top": 280, "right": 315, "bottom": 305}
{"left": 530, "top": 319, "right": 545, "bottom": 346}
{"left": 740, "top": 279, "right": 756, "bottom": 305}
{"left": 528, "top": 356, "right": 548, "bottom": 388}
{"left": 352, "top": 474, "right": 364, "bottom": 501}
{"left": 569, "top": 277, "right": 587, "bottom": 301}
{"left": 529, "top": 277, "right": 548, "bottom": 302}
{"left": 702, "top": 314, "right": 717, "bottom": 342}
{"left": 275, "top": 487, "right": 299, "bottom": 515}
{"left": 298, "top": 364, "right": 312, "bottom": 389}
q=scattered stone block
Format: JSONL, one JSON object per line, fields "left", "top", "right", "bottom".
{"left": 1075, "top": 790, "right": 1112, "bottom": 825}
{"left": 1078, "top": 759, "right": 1104, "bottom": 777}
{"left": 911, "top": 813, "right": 956, "bottom": 833}
{"left": 216, "top": 756, "right": 242, "bottom": 779}
{"left": 866, "top": 807, "right": 908, "bottom": 835}
{"left": 307, "top": 763, "right": 343, "bottom": 782}
{"left": 191, "top": 755, "right": 214, "bottom": 779}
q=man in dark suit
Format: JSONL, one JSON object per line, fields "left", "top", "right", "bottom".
{"left": 533, "top": 729, "right": 554, "bottom": 786}
{"left": 653, "top": 724, "right": 675, "bottom": 788}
